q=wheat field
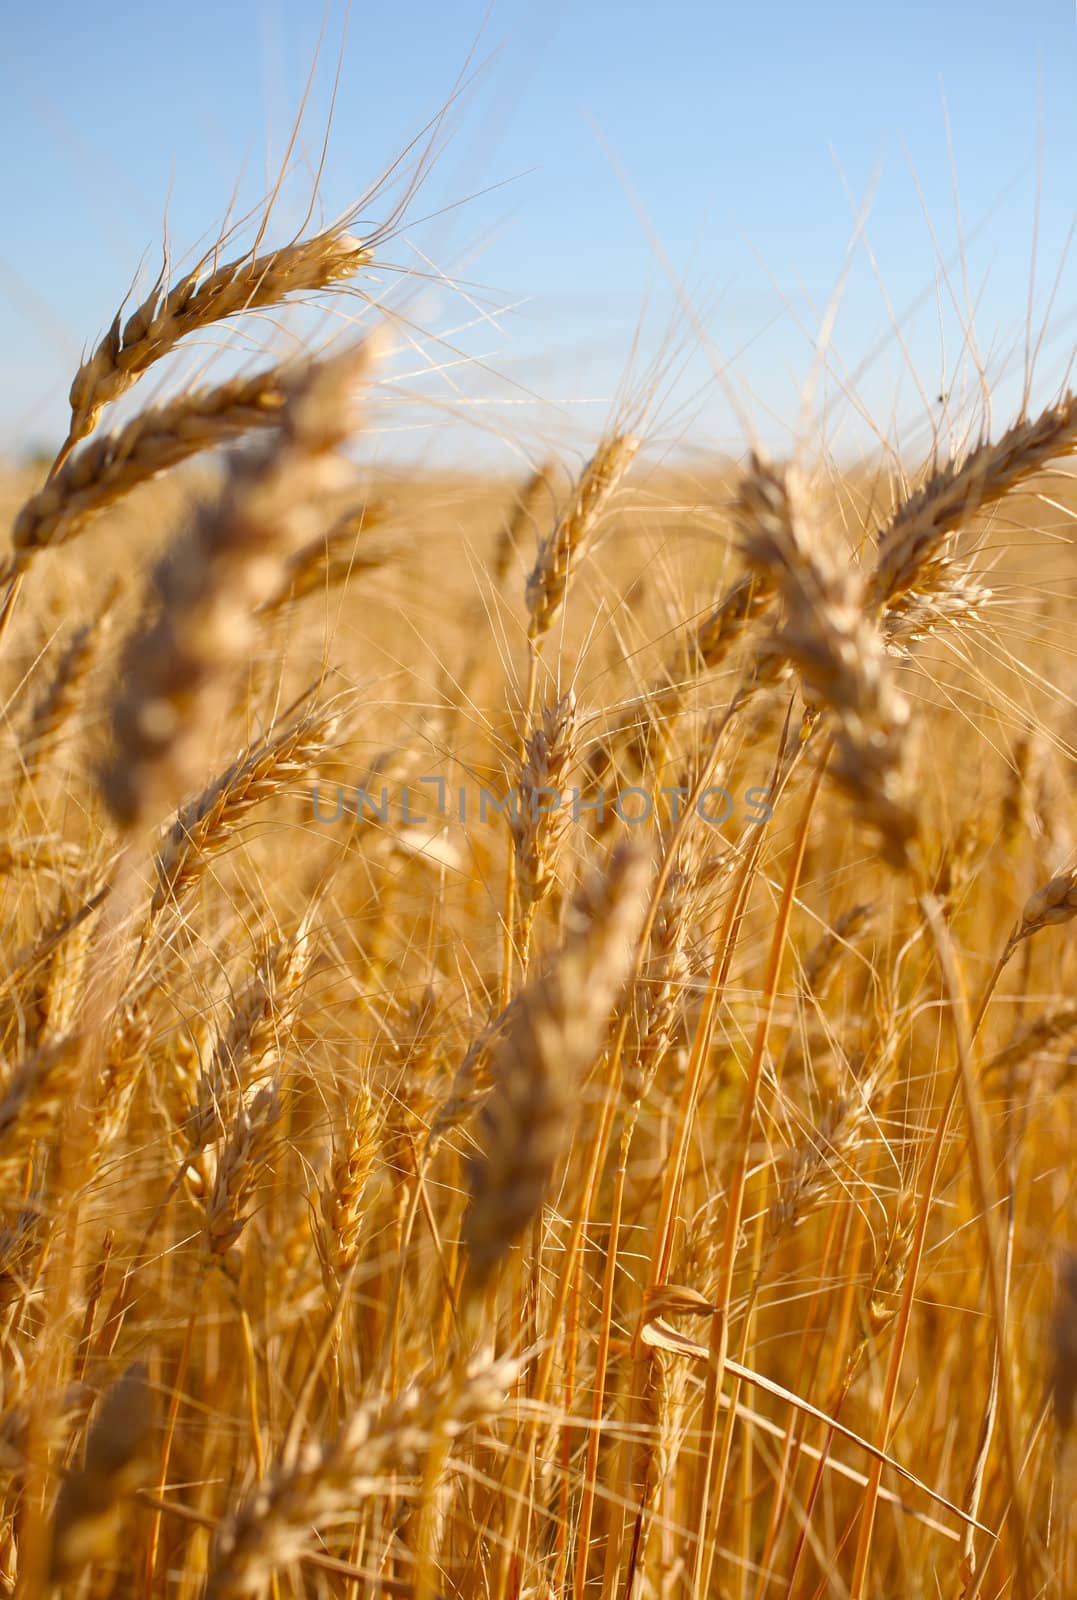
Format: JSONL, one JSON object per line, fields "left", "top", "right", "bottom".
{"left": 1, "top": 146, "right": 1077, "bottom": 1600}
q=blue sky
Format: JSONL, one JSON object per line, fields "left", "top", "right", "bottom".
{"left": 2, "top": 1, "right": 1076, "bottom": 469}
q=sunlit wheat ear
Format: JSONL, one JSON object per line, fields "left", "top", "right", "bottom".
{"left": 763, "top": 1048, "right": 891, "bottom": 1271}
{"left": 881, "top": 568, "right": 993, "bottom": 648}
{"left": 93, "top": 998, "right": 153, "bottom": 1157}
{"left": 1005, "top": 868, "right": 1077, "bottom": 957}
{"left": 47, "top": 1362, "right": 154, "bottom": 1583}
{"left": 624, "top": 862, "right": 694, "bottom": 1105}
{"left": 373, "top": 991, "right": 439, "bottom": 1208}
{"left": 461, "top": 840, "right": 650, "bottom": 1293}
{"left": 11, "top": 362, "right": 302, "bottom": 569}
{"left": 525, "top": 433, "right": 639, "bottom": 642}
{"left": 101, "top": 342, "right": 376, "bottom": 829}
{"left": 186, "top": 916, "right": 315, "bottom": 1152}
{"left": 39, "top": 881, "right": 96, "bottom": 1043}
{"left": 0, "top": 1037, "right": 81, "bottom": 1187}
{"left": 739, "top": 451, "right": 919, "bottom": 869}
{"left": 201, "top": 1078, "right": 284, "bottom": 1269}
{"left": 719, "top": 459, "right": 804, "bottom": 708}
{"left": 0, "top": 872, "right": 110, "bottom": 1030}
{"left": 512, "top": 690, "right": 577, "bottom": 915}
{"left": 315, "top": 1086, "right": 378, "bottom": 1288}
{"left": 148, "top": 704, "right": 340, "bottom": 922}
{"left": 207, "top": 1353, "right": 519, "bottom": 1600}
{"left": 15, "top": 600, "right": 117, "bottom": 788}
{"left": 424, "top": 998, "right": 521, "bottom": 1157}
{"left": 845, "top": 1191, "right": 916, "bottom": 1378}
{"left": 63, "top": 227, "right": 371, "bottom": 453}
{"left": 868, "top": 390, "right": 1077, "bottom": 614}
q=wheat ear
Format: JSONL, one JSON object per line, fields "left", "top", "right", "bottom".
{"left": 63, "top": 228, "right": 371, "bottom": 454}
{"left": 740, "top": 453, "right": 918, "bottom": 868}
{"left": 149, "top": 705, "right": 339, "bottom": 920}
{"left": 462, "top": 840, "right": 650, "bottom": 1291}
{"left": 525, "top": 435, "right": 639, "bottom": 642}
{"left": 870, "top": 391, "right": 1077, "bottom": 611}
{"left": 11, "top": 364, "right": 302, "bottom": 568}
{"left": 207, "top": 1355, "right": 518, "bottom": 1599}
{"left": 101, "top": 342, "right": 376, "bottom": 827}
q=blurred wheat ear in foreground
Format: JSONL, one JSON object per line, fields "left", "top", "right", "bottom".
{"left": 0, "top": 136, "right": 1076, "bottom": 1600}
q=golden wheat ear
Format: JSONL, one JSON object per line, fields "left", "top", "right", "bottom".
{"left": 11, "top": 363, "right": 304, "bottom": 570}
{"left": 147, "top": 702, "right": 341, "bottom": 924}
{"left": 869, "top": 391, "right": 1077, "bottom": 614}
{"left": 63, "top": 228, "right": 371, "bottom": 457}
{"left": 738, "top": 451, "right": 919, "bottom": 869}
{"left": 101, "top": 341, "right": 378, "bottom": 829}
{"left": 511, "top": 690, "right": 577, "bottom": 955}
{"left": 525, "top": 434, "right": 639, "bottom": 642}
{"left": 206, "top": 1353, "right": 519, "bottom": 1598}
{"left": 461, "top": 840, "right": 650, "bottom": 1294}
